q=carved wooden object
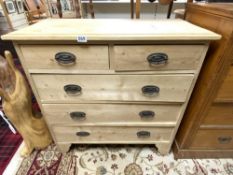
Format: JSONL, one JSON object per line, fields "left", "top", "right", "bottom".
{"left": 0, "top": 51, "right": 52, "bottom": 157}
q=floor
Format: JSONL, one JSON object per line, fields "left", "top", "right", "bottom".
{"left": 5, "top": 143, "right": 233, "bottom": 175}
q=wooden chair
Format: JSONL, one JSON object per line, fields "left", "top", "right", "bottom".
{"left": 173, "top": 0, "right": 193, "bottom": 19}
{"left": 133, "top": 0, "right": 174, "bottom": 19}
{"left": 24, "top": 0, "right": 48, "bottom": 24}
{"left": 56, "top": 0, "right": 94, "bottom": 19}
{"left": 0, "top": 0, "right": 29, "bottom": 32}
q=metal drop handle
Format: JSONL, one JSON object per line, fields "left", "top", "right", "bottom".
{"left": 64, "top": 84, "right": 82, "bottom": 95}
{"left": 137, "top": 131, "right": 151, "bottom": 138}
{"left": 218, "top": 136, "right": 232, "bottom": 144}
{"left": 70, "top": 112, "right": 86, "bottom": 121}
{"left": 55, "top": 52, "right": 76, "bottom": 65}
{"left": 139, "top": 111, "right": 155, "bottom": 120}
{"left": 142, "top": 85, "right": 160, "bottom": 96}
{"left": 147, "top": 53, "right": 168, "bottom": 66}
{"left": 76, "top": 131, "right": 90, "bottom": 137}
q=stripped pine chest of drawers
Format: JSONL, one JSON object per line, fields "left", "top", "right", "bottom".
{"left": 1, "top": 19, "right": 220, "bottom": 154}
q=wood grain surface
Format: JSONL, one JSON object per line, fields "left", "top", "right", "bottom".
{"left": 111, "top": 45, "right": 206, "bottom": 71}
{"left": 20, "top": 45, "right": 109, "bottom": 70}
{"left": 42, "top": 103, "right": 182, "bottom": 126}
{"left": 1, "top": 19, "right": 221, "bottom": 41}
{"left": 32, "top": 74, "right": 194, "bottom": 103}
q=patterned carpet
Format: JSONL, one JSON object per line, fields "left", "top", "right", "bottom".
{"left": 16, "top": 144, "right": 233, "bottom": 175}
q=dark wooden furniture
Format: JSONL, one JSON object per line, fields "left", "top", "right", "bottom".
{"left": 174, "top": 3, "right": 233, "bottom": 158}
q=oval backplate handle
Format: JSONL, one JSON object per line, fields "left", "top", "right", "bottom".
{"left": 70, "top": 112, "right": 86, "bottom": 121}
{"left": 64, "top": 84, "right": 82, "bottom": 95}
{"left": 137, "top": 131, "right": 151, "bottom": 138}
{"left": 147, "top": 53, "right": 168, "bottom": 66}
{"left": 76, "top": 131, "right": 90, "bottom": 137}
{"left": 142, "top": 85, "right": 160, "bottom": 96}
{"left": 55, "top": 52, "right": 76, "bottom": 66}
{"left": 139, "top": 110, "right": 155, "bottom": 120}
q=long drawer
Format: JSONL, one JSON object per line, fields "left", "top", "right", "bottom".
{"left": 20, "top": 45, "right": 109, "bottom": 70}
{"left": 111, "top": 45, "right": 206, "bottom": 71}
{"left": 190, "top": 129, "right": 233, "bottom": 149}
{"left": 202, "top": 103, "right": 233, "bottom": 126}
{"left": 32, "top": 74, "right": 194, "bottom": 103}
{"left": 42, "top": 103, "right": 182, "bottom": 126}
{"left": 53, "top": 126, "right": 173, "bottom": 143}
{"left": 215, "top": 65, "right": 233, "bottom": 102}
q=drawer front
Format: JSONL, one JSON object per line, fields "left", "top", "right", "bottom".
{"left": 111, "top": 45, "right": 206, "bottom": 71}
{"left": 190, "top": 129, "right": 233, "bottom": 149}
{"left": 20, "top": 45, "right": 109, "bottom": 70}
{"left": 32, "top": 74, "right": 194, "bottom": 103}
{"left": 42, "top": 103, "right": 182, "bottom": 125}
{"left": 202, "top": 103, "right": 233, "bottom": 126}
{"left": 53, "top": 126, "right": 173, "bottom": 143}
{"left": 215, "top": 65, "right": 233, "bottom": 102}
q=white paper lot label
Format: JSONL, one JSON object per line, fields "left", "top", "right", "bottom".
{"left": 77, "top": 35, "right": 87, "bottom": 43}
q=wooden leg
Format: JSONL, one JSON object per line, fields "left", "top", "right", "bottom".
{"left": 167, "top": 0, "right": 174, "bottom": 19}
{"left": 20, "top": 144, "right": 34, "bottom": 157}
{"left": 130, "top": 0, "right": 134, "bottom": 19}
{"left": 155, "top": 143, "right": 170, "bottom": 155}
{"left": 57, "top": 0, "right": 63, "bottom": 18}
{"left": 57, "top": 143, "right": 71, "bottom": 154}
{"left": 136, "top": 0, "right": 141, "bottom": 19}
{"left": 89, "top": 0, "right": 95, "bottom": 19}
{"left": 74, "top": 0, "right": 82, "bottom": 18}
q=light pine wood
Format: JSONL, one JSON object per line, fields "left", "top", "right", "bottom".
{"left": 42, "top": 103, "right": 182, "bottom": 126}
{"left": 13, "top": 43, "right": 59, "bottom": 145}
{"left": 32, "top": 74, "right": 194, "bottom": 103}
{"left": 56, "top": 143, "right": 71, "bottom": 153}
{"left": 20, "top": 45, "right": 109, "bottom": 70}
{"left": 156, "top": 142, "right": 171, "bottom": 155}
{"left": 53, "top": 126, "right": 173, "bottom": 143}
{"left": 164, "top": 43, "right": 210, "bottom": 154}
{"left": 0, "top": 51, "right": 52, "bottom": 157}
{"left": 1, "top": 19, "right": 221, "bottom": 41}
{"left": 28, "top": 69, "right": 196, "bottom": 74}
{"left": 111, "top": 45, "right": 206, "bottom": 71}
{"left": 3, "top": 19, "right": 220, "bottom": 155}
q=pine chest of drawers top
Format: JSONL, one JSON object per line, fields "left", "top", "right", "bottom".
{"left": 1, "top": 19, "right": 220, "bottom": 155}
{"left": 2, "top": 19, "right": 220, "bottom": 41}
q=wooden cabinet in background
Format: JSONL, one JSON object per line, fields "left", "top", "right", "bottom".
{"left": 174, "top": 3, "right": 233, "bottom": 158}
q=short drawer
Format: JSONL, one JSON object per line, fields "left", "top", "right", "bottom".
{"left": 32, "top": 74, "right": 194, "bottom": 103}
{"left": 110, "top": 45, "right": 206, "bottom": 71}
{"left": 202, "top": 103, "right": 233, "bottom": 126}
{"left": 42, "top": 103, "right": 182, "bottom": 126}
{"left": 20, "top": 45, "right": 109, "bottom": 70}
{"left": 52, "top": 126, "right": 173, "bottom": 143}
{"left": 190, "top": 129, "right": 233, "bottom": 149}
